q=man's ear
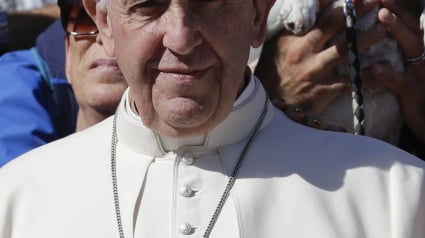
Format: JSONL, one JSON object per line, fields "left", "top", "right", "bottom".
{"left": 251, "top": 0, "right": 275, "bottom": 48}
{"left": 82, "top": 0, "right": 115, "bottom": 57}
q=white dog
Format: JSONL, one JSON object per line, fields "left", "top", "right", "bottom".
{"left": 262, "top": 0, "right": 425, "bottom": 145}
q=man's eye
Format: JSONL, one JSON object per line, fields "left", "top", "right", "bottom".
{"left": 130, "top": 1, "right": 166, "bottom": 17}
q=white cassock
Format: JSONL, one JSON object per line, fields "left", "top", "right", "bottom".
{"left": 1, "top": 75, "right": 425, "bottom": 238}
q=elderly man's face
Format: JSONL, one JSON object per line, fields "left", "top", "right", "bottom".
{"left": 65, "top": 4, "right": 127, "bottom": 122}
{"left": 90, "top": 0, "right": 269, "bottom": 137}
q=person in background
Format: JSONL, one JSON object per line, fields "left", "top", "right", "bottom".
{"left": 0, "top": 0, "right": 424, "bottom": 237}
{"left": 61, "top": 0, "right": 127, "bottom": 130}
{"left": 255, "top": 0, "right": 425, "bottom": 159}
{"left": 0, "top": 0, "right": 127, "bottom": 166}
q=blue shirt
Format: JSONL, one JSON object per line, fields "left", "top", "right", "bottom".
{"left": 0, "top": 20, "right": 77, "bottom": 166}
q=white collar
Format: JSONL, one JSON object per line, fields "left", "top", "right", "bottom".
{"left": 116, "top": 74, "right": 274, "bottom": 156}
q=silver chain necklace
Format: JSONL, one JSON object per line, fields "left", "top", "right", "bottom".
{"left": 111, "top": 99, "right": 269, "bottom": 238}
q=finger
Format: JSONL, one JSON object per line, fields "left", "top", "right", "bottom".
{"left": 380, "top": 0, "right": 421, "bottom": 32}
{"left": 309, "top": 6, "right": 346, "bottom": 48}
{"left": 303, "top": 0, "right": 382, "bottom": 50}
{"left": 313, "top": 23, "right": 387, "bottom": 70}
{"left": 315, "top": 77, "right": 351, "bottom": 97}
{"left": 302, "top": 76, "right": 351, "bottom": 113}
{"left": 378, "top": 8, "right": 423, "bottom": 58}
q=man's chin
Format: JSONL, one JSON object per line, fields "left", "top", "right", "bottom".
{"left": 147, "top": 113, "right": 214, "bottom": 138}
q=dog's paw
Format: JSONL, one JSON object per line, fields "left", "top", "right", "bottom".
{"left": 274, "top": 0, "right": 319, "bottom": 34}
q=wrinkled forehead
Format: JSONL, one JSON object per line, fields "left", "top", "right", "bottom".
{"left": 100, "top": 0, "right": 256, "bottom": 10}
{"left": 98, "top": 0, "right": 264, "bottom": 26}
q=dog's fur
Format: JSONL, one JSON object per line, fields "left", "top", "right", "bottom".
{"left": 266, "top": 0, "right": 425, "bottom": 145}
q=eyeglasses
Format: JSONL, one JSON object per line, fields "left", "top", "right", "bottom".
{"left": 64, "top": 5, "right": 98, "bottom": 37}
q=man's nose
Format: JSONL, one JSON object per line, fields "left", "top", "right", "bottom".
{"left": 162, "top": 7, "right": 203, "bottom": 55}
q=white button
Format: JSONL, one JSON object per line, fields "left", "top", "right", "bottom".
{"left": 179, "top": 222, "right": 193, "bottom": 235}
{"left": 182, "top": 153, "right": 195, "bottom": 165}
{"left": 179, "top": 185, "right": 193, "bottom": 197}
{"left": 183, "top": 157, "right": 195, "bottom": 165}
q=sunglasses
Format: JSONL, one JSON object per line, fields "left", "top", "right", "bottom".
{"left": 63, "top": 5, "right": 98, "bottom": 37}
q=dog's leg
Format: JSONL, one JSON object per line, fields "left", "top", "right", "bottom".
{"left": 268, "top": 0, "right": 320, "bottom": 36}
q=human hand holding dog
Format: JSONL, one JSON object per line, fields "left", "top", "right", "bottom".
{"left": 255, "top": 0, "right": 388, "bottom": 115}
{"left": 363, "top": 1, "right": 425, "bottom": 143}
